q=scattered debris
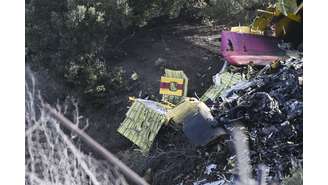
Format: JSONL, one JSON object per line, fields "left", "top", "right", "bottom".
{"left": 220, "top": 0, "right": 302, "bottom": 65}
{"left": 131, "top": 72, "right": 139, "bottom": 80}
{"left": 118, "top": 56, "right": 302, "bottom": 183}
{"left": 204, "top": 164, "right": 217, "bottom": 175}
{"left": 214, "top": 57, "right": 303, "bottom": 182}
{"left": 161, "top": 69, "right": 189, "bottom": 104}
{"left": 116, "top": 1, "right": 303, "bottom": 184}
{"left": 117, "top": 96, "right": 224, "bottom": 151}
{"left": 200, "top": 71, "right": 244, "bottom": 102}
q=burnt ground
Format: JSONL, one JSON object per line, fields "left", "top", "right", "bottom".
{"left": 118, "top": 21, "right": 228, "bottom": 98}
{"left": 79, "top": 22, "right": 228, "bottom": 153}
{"left": 31, "top": 21, "right": 228, "bottom": 155}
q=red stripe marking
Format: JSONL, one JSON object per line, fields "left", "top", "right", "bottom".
{"left": 160, "top": 82, "right": 184, "bottom": 90}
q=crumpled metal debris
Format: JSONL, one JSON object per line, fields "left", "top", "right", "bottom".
{"left": 166, "top": 98, "right": 227, "bottom": 146}
{"left": 212, "top": 56, "right": 303, "bottom": 182}
{"left": 200, "top": 71, "right": 244, "bottom": 103}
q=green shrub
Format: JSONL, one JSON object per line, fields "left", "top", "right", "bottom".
{"left": 26, "top": 0, "right": 130, "bottom": 104}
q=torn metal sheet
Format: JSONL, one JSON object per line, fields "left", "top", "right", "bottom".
{"left": 200, "top": 71, "right": 244, "bottom": 102}
{"left": 220, "top": 31, "right": 285, "bottom": 65}
{"left": 117, "top": 99, "right": 168, "bottom": 152}
{"left": 166, "top": 98, "right": 199, "bottom": 124}
{"left": 182, "top": 101, "right": 226, "bottom": 146}
{"left": 162, "top": 69, "right": 188, "bottom": 104}
{"left": 220, "top": 79, "right": 262, "bottom": 102}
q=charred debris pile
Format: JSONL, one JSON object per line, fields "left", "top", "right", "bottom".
{"left": 116, "top": 1, "right": 303, "bottom": 184}
{"left": 215, "top": 56, "right": 303, "bottom": 182}
{"left": 141, "top": 55, "right": 303, "bottom": 185}
{"left": 116, "top": 54, "right": 303, "bottom": 185}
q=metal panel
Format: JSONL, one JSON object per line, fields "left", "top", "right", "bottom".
{"left": 220, "top": 31, "right": 285, "bottom": 65}
{"left": 200, "top": 72, "right": 243, "bottom": 102}
{"left": 117, "top": 99, "right": 167, "bottom": 152}
{"left": 159, "top": 76, "right": 184, "bottom": 96}
{"left": 162, "top": 69, "right": 188, "bottom": 104}
{"left": 182, "top": 102, "right": 227, "bottom": 146}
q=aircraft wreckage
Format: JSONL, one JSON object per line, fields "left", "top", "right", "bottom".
{"left": 117, "top": 0, "right": 303, "bottom": 153}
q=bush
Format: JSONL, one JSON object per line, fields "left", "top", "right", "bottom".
{"left": 26, "top": 0, "right": 130, "bottom": 104}
{"left": 25, "top": 0, "right": 272, "bottom": 107}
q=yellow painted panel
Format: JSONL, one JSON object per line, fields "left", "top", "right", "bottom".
{"left": 160, "top": 76, "right": 184, "bottom": 84}
{"left": 166, "top": 98, "right": 198, "bottom": 124}
{"left": 159, "top": 88, "right": 183, "bottom": 96}
{"left": 162, "top": 69, "right": 189, "bottom": 104}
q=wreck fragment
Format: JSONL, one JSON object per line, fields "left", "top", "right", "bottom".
{"left": 220, "top": 31, "right": 285, "bottom": 65}
{"left": 213, "top": 56, "right": 303, "bottom": 181}
{"left": 200, "top": 71, "right": 244, "bottom": 102}
{"left": 161, "top": 69, "right": 188, "bottom": 104}
{"left": 166, "top": 97, "right": 199, "bottom": 124}
{"left": 220, "top": 0, "right": 303, "bottom": 65}
{"left": 117, "top": 99, "right": 168, "bottom": 152}
{"left": 159, "top": 76, "right": 185, "bottom": 97}
{"left": 180, "top": 99, "right": 226, "bottom": 146}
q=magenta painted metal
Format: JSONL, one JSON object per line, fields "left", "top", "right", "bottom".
{"left": 220, "top": 31, "right": 285, "bottom": 65}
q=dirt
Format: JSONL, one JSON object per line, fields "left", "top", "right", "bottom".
{"left": 32, "top": 21, "right": 227, "bottom": 156}
{"left": 118, "top": 22, "right": 226, "bottom": 99}
{"left": 78, "top": 22, "right": 228, "bottom": 154}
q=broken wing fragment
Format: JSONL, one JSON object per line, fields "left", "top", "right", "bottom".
{"left": 117, "top": 99, "right": 168, "bottom": 152}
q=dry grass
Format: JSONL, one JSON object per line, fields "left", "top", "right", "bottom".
{"left": 25, "top": 70, "right": 128, "bottom": 185}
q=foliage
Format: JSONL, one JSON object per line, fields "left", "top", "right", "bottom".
{"left": 25, "top": 0, "right": 271, "bottom": 105}
{"left": 26, "top": 0, "right": 130, "bottom": 102}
